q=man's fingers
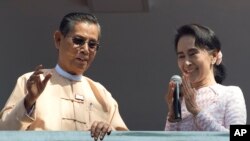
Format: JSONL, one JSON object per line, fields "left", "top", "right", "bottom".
{"left": 42, "top": 73, "right": 52, "bottom": 86}
{"left": 28, "top": 64, "right": 45, "bottom": 83}
{"left": 90, "top": 121, "right": 112, "bottom": 141}
{"left": 99, "top": 124, "right": 110, "bottom": 140}
{"left": 93, "top": 122, "right": 104, "bottom": 140}
{"left": 34, "top": 64, "right": 43, "bottom": 71}
{"left": 107, "top": 126, "right": 112, "bottom": 135}
{"left": 90, "top": 121, "right": 111, "bottom": 141}
{"left": 31, "top": 65, "right": 44, "bottom": 76}
{"left": 90, "top": 121, "right": 98, "bottom": 138}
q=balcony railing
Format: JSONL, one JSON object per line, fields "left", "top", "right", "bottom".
{"left": 0, "top": 131, "right": 229, "bottom": 141}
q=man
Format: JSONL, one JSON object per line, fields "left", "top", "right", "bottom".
{"left": 0, "top": 12, "right": 128, "bottom": 140}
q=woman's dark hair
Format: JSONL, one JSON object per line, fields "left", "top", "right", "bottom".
{"left": 59, "top": 12, "right": 101, "bottom": 39}
{"left": 174, "top": 24, "right": 226, "bottom": 84}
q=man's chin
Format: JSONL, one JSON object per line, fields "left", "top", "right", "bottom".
{"left": 73, "top": 61, "right": 91, "bottom": 74}
{"left": 69, "top": 66, "right": 87, "bottom": 75}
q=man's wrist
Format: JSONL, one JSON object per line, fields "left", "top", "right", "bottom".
{"left": 24, "top": 95, "right": 36, "bottom": 112}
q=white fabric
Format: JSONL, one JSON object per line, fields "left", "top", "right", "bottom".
{"left": 165, "top": 84, "right": 247, "bottom": 131}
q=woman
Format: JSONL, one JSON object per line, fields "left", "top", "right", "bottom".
{"left": 165, "top": 24, "right": 246, "bottom": 131}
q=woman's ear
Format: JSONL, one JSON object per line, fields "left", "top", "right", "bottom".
{"left": 211, "top": 51, "right": 218, "bottom": 65}
{"left": 54, "top": 31, "right": 62, "bottom": 49}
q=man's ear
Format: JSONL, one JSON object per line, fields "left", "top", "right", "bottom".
{"left": 54, "top": 31, "right": 62, "bottom": 49}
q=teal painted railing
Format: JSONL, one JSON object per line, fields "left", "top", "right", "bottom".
{"left": 0, "top": 131, "right": 229, "bottom": 141}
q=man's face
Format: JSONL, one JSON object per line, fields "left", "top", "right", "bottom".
{"left": 54, "top": 22, "right": 99, "bottom": 75}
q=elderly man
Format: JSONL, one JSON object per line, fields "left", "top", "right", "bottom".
{"left": 0, "top": 12, "right": 128, "bottom": 141}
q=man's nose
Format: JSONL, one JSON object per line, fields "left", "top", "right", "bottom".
{"left": 78, "top": 43, "right": 89, "bottom": 54}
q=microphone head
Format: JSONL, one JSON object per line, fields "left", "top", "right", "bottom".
{"left": 170, "top": 75, "right": 182, "bottom": 84}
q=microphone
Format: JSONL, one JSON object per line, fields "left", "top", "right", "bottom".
{"left": 170, "top": 75, "right": 182, "bottom": 122}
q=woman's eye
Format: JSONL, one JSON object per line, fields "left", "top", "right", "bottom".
{"left": 178, "top": 55, "right": 185, "bottom": 59}
{"left": 189, "top": 51, "right": 198, "bottom": 57}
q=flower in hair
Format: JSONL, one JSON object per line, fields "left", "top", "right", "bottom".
{"left": 216, "top": 51, "right": 223, "bottom": 65}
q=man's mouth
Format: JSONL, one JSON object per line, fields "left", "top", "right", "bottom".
{"left": 76, "top": 57, "right": 88, "bottom": 63}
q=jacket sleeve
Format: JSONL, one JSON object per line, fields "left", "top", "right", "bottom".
{"left": 107, "top": 96, "right": 128, "bottom": 131}
{"left": 0, "top": 74, "right": 35, "bottom": 130}
{"left": 86, "top": 77, "right": 128, "bottom": 131}
{"left": 194, "top": 86, "right": 246, "bottom": 131}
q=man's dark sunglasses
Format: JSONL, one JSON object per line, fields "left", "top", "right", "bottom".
{"left": 72, "top": 36, "right": 100, "bottom": 51}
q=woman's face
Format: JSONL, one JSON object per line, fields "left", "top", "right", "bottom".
{"left": 176, "top": 35, "right": 216, "bottom": 88}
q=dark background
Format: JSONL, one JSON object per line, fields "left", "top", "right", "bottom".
{"left": 0, "top": 0, "right": 249, "bottom": 130}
